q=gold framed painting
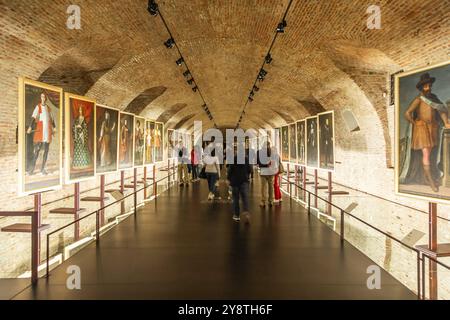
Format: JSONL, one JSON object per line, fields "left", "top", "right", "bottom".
{"left": 296, "top": 120, "right": 306, "bottom": 166}
{"left": 167, "top": 129, "right": 175, "bottom": 159}
{"left": 118, "top": 111, "right": 134, "bottom": 170}
{"left": 18, "top": 78, "right": 63, "bottom": 196}
{"left": 144, "top": 120, "right": 155, "bottom": 164}
{"left": 134, "top": 116, "right": 145, "bottom": 167}
{"left": 395, "top": 60, "right": 450, "bottom": 204}
{"left": 65, "top": 93, "right": 96, "bottom": 183}
{"left": 289, "top": 123, "right": 297, "bottom": 163}
{"left": 318, "top": 110, "right": 335, "bottom": 171}
{"left": 95, "top": 104, "right": 119, "bottom": 175}
{"left": 281, "top": 126, "right": 289, "bottom": 162}
{"left": 154, "top": 122, "right": 164, "bottom": 163}
{"left": 306, "top": 116, "right": 319, "bottom": 169}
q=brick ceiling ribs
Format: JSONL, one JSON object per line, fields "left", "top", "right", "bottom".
{"left": 1, "top": 0, "right": 448, "bottom": 139}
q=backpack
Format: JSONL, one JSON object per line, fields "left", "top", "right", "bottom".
{"left": 178, "top": 149, "right": 183, "bottom": 158}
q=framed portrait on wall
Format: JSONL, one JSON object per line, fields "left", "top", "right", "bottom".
{"left": 289, "top": 123, "right": 297, "bottom": 163}
{"left": 395, "top": 60, "right": 450, "bottom": 203}
{"left": 95, "top": 104, "right": 119, "bottom": 174}
{"left": 65, "top": 93, "right": 96, "bottom": 183}
{"left": 133, "top": 116, "right": 145, "bottom": 167}
{"left": 296, "top": 120, "right": 306, "bottom": 166}
{"left": 154, "top": 122, "right": 164, "bottom": 163}
{"left": 318, "top": 111, "right": 335, "bottom": 171}
{"left": 167, "top": 129, "right": 175, "bottom": 159}
{"left": 281, "top": 126, "right": 289, "bottom": 162}
{"left": 145, "top": 120, "right": 155, "bottom": 164}
{"left": 118, "top": 112, "right": 134, "bottom": 170}
{"left": 306, "top": 116, "right": 318, "bottom": 168}
{"left": 18, "top": 78, "right": 63, "bottom": 195}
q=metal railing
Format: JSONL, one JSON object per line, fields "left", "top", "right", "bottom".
{"left": 45, "top": 168, "right": 176, "bottom": 278}
{"left": 281, "top": 175, "right": 450, "bottom": 300}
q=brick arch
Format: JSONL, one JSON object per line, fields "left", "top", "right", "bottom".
{"left": 124, "top": 86, "right": 167, "bottom": 115}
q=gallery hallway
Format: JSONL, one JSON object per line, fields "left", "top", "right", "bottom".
{"left": 12, "top": 177, "right": 415, "bottom": 300}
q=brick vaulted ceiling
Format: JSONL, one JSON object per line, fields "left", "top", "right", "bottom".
{"left": 1, "top": 0, "right": 449, "bottom": 135}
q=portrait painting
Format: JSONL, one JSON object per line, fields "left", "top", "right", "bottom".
{"left": 134, "top": 117, "right": 145, "bottom": 167}
{"left": 296, "top": 120, "right": 306, "bottom": 166}
{"left": 65, "top": 93, "right": 96, "bottom": 183}
{"left": 145, "top": 120, "right": 155, "bottom": 164}
{"left": 395, "top": 60, "right": 450, "bottom": 203}
{"left": 118, "top": 112, "right": 134, "bottom": 170}
{"left": 154, "top": 122, "right": 164, "bottom": 162}
{"left": 289, "top": 123, "right": 297, "bottom": 163}
{"left": 95, "top": 105, "right": 119, "bottom": 174}
{"left": 281, "top": 126, "right": 289, "bottom": 162}
{"left": 318, "top": 111, "right": 335, "bottom": 171}
{"left": 168, "top": 129, "right": 175, "bottom": 159}
{"left": 18, "top": 78, "right": 63, "bottom": 195}
{"left": 306, "top": 116, "right": 318, "bottom": 168}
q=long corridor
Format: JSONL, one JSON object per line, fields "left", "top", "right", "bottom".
{"left": 13, "top": 177, "right": 415, "bottom": 300}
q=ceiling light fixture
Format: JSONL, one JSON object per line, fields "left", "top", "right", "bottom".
{"left": 253, "top": 85, "right": 259, "bottom": 92}
{"left": 187, "top": 78, "right": 194, "bottom": 85}
{"left": 265, "top": 53, "right": 273, "bottom": 64}
{"left": 183, "top": 70, "right": 191, "bottom": 77}
{"left": 276, "top": 20, "right": 287, "bottom": 33}
{"left": 176, "top": 58, "right": 184, "bottom": 66}
{"left": 164, "top": 38, "right": 175, "bottom": 48}
{"left": 192, "top": 86, "right": 198, "bottom": 92}
{"left": 147, "top": 0, "right": 159, "bottom": 16}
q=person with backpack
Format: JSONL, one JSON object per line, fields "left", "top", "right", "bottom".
{"left": 257, "top": 141, "right": 277, "bottom": 207}
{"left": 227, "top": 143, "right": 252, "bottom": 223}
{"left": 176, "top": 140, "right": 190, "bottom": 186}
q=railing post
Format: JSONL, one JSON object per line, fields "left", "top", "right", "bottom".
{"left": 340, "top": 209, "right": 345, "bottom": 243}
{"left": 422, "top": 254, "right": 426, "bottom": 300}
{"left": 417, "top": 251, "right": 421, "bottom": 300}
{"left": 134, "top": 167, "right": 138, "bottom": 216}
{"left": 95, "top": 210, "right": 100, "bottom": 242}
{"left": 153, "top": 165, "right": 157, "bottom": 196}
{"left": 308, "top": 192, "right": 311, "bottom": 215}
{"left": 31, "top": 208, "right": 38, "bottom": 285}
{"left": 168, "top": 159, "right": 171, "bottom": 185}
{"left": 46, "top": 234, "right": 50, "bottom": 278}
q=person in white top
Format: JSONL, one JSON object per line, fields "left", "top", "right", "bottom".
{"left": 203, "top": 148, "right": 221, "bottom": 200}
{"left": 257, "top": 142, "right": 278, "bottom": 207}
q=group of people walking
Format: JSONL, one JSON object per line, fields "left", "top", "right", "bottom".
{"left": 175, "top": 139, "right": 283, "bottom": 224}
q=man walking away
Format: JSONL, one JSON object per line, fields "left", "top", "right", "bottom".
{"left": 227, "top": 144, "right": 252, "bottom": 223}
{"left": 204, "top": 149, "right": 221, "bottom": 200}
{"left": 176, "top": 140, "right": 190, "bottom": 186}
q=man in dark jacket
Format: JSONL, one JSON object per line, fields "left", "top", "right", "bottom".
{"left": 227, "top": 146, "right": 252, "bottom": 223}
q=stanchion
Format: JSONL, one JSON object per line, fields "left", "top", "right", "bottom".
{"left": 168, "top": 159, "right": 171, "bottom": 185}
{"left": 32, "top": 193, "right": 41, "bottom": 284}
{"left": 134, "top": 168, "right": 138, "bottom": 215}
{"left": 100, "top": 175, "right": 105, "bottom": 226}
{"left": 429, "top": 202, "right": 438, "bottom": 300}
{"left": 74, "top": 183, "right": 80, "bottom": 241}
{"left": 287, "top": 163, "right": 290, "bottom": 196}
{"left": 144, "top": 166, "right": 148, "bottom": 199}
{"left": 314, "top": 169, "right": 318, "bottom": 208}
{"left": 120, "top": 170, "right": 125, "bottom": 214}
{"left": 294, "top": 165, "right": 298, "bottom": 198}
{"left": 303, "top": 166, "right": 306, "bottom": 201}
{"left": 153, "top": 164, "right": 157, "bottom": 196}
{"left": 328, "top": 171, "right": 332, "bottom": 216}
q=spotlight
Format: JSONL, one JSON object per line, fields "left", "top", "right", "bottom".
{"left": 276, "top": 20, "right": 287, "bottom": 33}
{"left": 265, "top": 53, "right": 273, "bottom": 64}
{"left": 192, "top": 86, "right": 198, "bottom": 92}
{"left": 257, "top": 68, "right": 267, "bottom": 81}
{"left": 202, "top": 104, "right": 207, "bottom": 110}
{"left": 249, "top": 96, "right": 254, "bottom": 102}
{"left": 187, "top": 78, "right": 194, "bottom": 85}
{"left": 253, "top": 85, "right": 259, "bottom": 92}
{"left": 164, "top": 38, "right": 175, "bottom": 48}
{"left": 183, "top": 70, "right": 191, "bottom": 77}
{"left": 147, "top": 0, "right": 159, "bottom": 16}
{"left": 249, "top": 91, "right": 255, "bottom": 97}
{"left": 176, "top": 58, "right": 184, "bottom": 66}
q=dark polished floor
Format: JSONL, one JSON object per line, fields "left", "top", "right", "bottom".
{"left": 13, "top": 177, "right": 416, "bottom": 300}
